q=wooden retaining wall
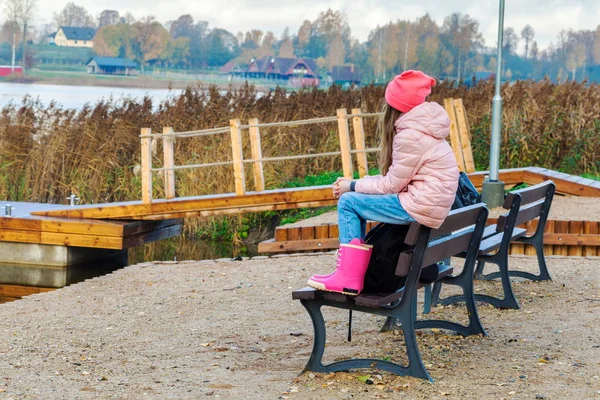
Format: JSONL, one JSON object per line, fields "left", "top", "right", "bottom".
{"left": 258, "top": 219, "right": 600, "bottom": 257}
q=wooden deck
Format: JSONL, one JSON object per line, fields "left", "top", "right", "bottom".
{"left": 258, "top": 168, "right": 600, "bottom": 256}
{"left": 0, "top": 201, "right": 182, "bottom": 249}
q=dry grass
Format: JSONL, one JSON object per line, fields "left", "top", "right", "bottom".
{"left": 0, "top": 80, "right": 598, "bottom": 237}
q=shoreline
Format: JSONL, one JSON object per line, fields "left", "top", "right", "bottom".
{"left": 1, "top": 73, "right": 271, "bottom": 92}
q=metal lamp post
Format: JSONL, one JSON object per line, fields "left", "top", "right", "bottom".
{"left": 481, "top": 0, "right": 506, "bottom": 208}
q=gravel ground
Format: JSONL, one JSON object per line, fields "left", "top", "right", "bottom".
{"left": 0, "top": 252, "right": 599, "bottom": 400}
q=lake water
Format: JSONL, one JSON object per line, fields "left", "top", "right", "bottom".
{"left": 0, "top": 82, "right": 183, "bottom": 110}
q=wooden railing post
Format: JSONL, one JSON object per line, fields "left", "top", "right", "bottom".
{"left": 351, "top": 108, "right": 368, "bottom": 178}
{"left": 336, "top": 108, "right": 353, "bottom": 179}
{"left": 162, "top": 127, "right": 176, "bottom": 199}
{"left": 229, "top": 119, "right": 246, "bottom": 195}
{"left": 140, "top": 127, "right": 153, "bottom": 204}
{"left": 248, "top": 117, "right": 265, "bottom": 192}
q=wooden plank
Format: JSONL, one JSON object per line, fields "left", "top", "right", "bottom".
{"left": 337, "top": 108, "right": 354, "bottom": 179}
{"left": 258, "top": 237, "right": 340, "bottom": 253}
{"left": 0, "top": 284, "right": 54, "bottom": 298}
{"left": 544, "top": 233, "right": 600, "bottom": 246}
{"left": 301, "top": 226, "right": 315, "bottom": 240}
{"left": 140, "top": 128, "right": 153, "bottom": 204}
{"left": 121, "top": 219, "right": 183, "bottom": 237}
{"left": 553, "top": 221, "right": 572, "bottom": 255}
{"left": 351, "top": 108, "right": 369, "bottom": 178}
{"left": 568, "top": 221, "right": 584, "bottom": 256}
{"left": 314, "top": 225, "right": 329, "bottom": 239}
{"left": 163, "top": 127, "right": 176, "bottom": 199}
{"left": 329, "top": 224, "right": 339, "bottom": 238}
{"left": 287, "top": 227, "right": 301, "bottom": 242}
{"left": 0, "top": 229, "right": 41, "bottom": 244}
{"left": 40, "top": 218, "right": 125, "bottom": 236}
{"left": 40, "top": 232, "right": 124, "bottom": 249}
{"left": 583, "top": 221, "right": 598, "bottom": 257}
{"left": 0, "top": 217, "right": 42, "bottom": 231}
{"left": 229, "top": 119, "right": 246, "bottom": 196}
{"left": 453, "top": 98, "right": 476, "bottom": 173}
{"left": 274, "top": 227, "right": 288, "bottom": 242}
{"left": 248, "top": 117, "right": 265, "bottom": 192}
{"left": 31, "top": 186, "right": 338, "bottom": 220}
{"left": 523, "top": 170, "right": 600, "bottom": 197}
{"left": 543, "top": 220, "right": 555, "bottom": 256}
{"left": 444, "top": 98, "right": 466, "bottom": 172}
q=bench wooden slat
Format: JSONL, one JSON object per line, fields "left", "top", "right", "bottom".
{"left": 478, "top": 227, "right": 526, "bottom": 254}
{"left": 513, "top": 199, "right": 545, "bottom": 227}
{"left": 430, "top": 203, "right": 486, "bottom": 238}
{"left": 504, "top": 181, "right": 552, "bottom": 207}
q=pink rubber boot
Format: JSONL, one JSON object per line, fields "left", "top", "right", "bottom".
{"left": 307, "top": 239, "right": 373, "bottom": 295}
{"left": 310, "top": 238, "right": 365, "bottom": 280}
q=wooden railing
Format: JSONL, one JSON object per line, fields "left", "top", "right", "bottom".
{"left": 139, "top": 108, "right": 382, "bottom": 204}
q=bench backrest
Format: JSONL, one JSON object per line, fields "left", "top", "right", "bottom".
{"left": 496, "top": 180, "right": 555, "bottom": 239}
{"left": 396, "top": 203, "right": 489, "bottom": 288}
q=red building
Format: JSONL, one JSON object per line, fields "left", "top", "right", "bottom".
{"left": 0, "top": 66, "right": 23, "bottom": 77}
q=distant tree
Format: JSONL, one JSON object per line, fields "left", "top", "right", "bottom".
{"left": 521, "top": 24, "right": 535, "bottom": 59}
{"left": 326, "top": 33, "right": 344, "bottom": 70}
{"left": 132, "top": 16, "right": 170, "bottom": 72}
{"left": 168, "top": 14, "right": 194, "bottom": 39}
{"left": 98, "top": 10, "right": 119, "bottom": 28}
{"left": 278, "top": 37, "right": 295, "bottom": 58}
{"left": 35, "top": 22, "right": 54, "bottom": 44}
{"left": 594, "top": 26, "right": 600, "bottom": 64}
{"left": 205, "top": 28, "right": 239, "bottom": 66}
{"left": 53, "top": 2, "right": 95, "bottom": 27}
{"left": 566, "top": 41, "right": 586, "bottom": 80}
{"left": 1, "top": 0, "right": 22, "bottom": 70}
{"left": 119, "top": 12, "right": 135, "bottom": 25}
{"left": 530, "top": 41, "right": 539, "bottom": 60}
{"left": 441, "top": 13, "right": 483, "bottom": 82}
{"left": 503, "top": 27, "right": 519, "bottom": 55}
{"left": 93, "top": 24, "right": 135, "bottom": 58}
{"left": 162, "top": 36, "right": 189, "bottom": 67}
{"left": 295, "top": 20, "right": 312, "bottom": 57}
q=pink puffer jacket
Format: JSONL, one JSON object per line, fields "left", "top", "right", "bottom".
{"left": 355, "top": 102, "right": 459, "bottom": 228}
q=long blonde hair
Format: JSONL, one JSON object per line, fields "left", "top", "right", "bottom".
{"left": 377, "top": 103, "right": 403, "bottom": 175}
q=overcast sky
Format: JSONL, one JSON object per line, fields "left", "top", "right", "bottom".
{"left": 36, "top": 0, "right": 600, "bottom": 52}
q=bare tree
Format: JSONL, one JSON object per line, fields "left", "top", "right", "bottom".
{"left": 521, "top": 24, "right": 535, "bottom": 59}
{"left": 1, "top": 0, "right": 36, "bottom": 71}
{"left": 98, "top": 10, "right": 119, "bottom": 28}
{"left": 53, "top": 2, "right": 95, "bottom": 27}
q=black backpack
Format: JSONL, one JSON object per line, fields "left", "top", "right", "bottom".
{"left": 362, "top": 223, "right": 439, "bottom": 293}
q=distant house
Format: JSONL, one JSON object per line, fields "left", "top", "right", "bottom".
{"left": 54, "top": 26, "right": 96, "bottom": 48}
{"left": 223, "top": 56, "right": 320, "bottom": 87}
{"left": 331, "top": 65, "right": 361, "bottom": 87}
{"left": 86, "top": 57, "right": 137, "bottom": 75}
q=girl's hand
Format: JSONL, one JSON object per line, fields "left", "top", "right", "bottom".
{"left": 332, "top": 178, "right": 352, "bottom": 198}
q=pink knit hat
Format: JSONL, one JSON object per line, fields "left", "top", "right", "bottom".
{"left": 384, "top": 70, "right": 436, "bottom": 113}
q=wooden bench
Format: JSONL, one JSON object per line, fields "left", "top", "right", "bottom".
{"left": 432, "top": 180, "right": 555, "bottom": 310}
{"left": 292, "top": 203, "right": 489, "bottom": 381}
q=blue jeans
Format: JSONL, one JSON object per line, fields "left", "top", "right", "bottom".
{"left": 337, "top": 192, "right": 416, "bottom": 244}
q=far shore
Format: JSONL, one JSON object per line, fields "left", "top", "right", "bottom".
{"left": 0, "top": 71, "right": 271, "bottom": 92}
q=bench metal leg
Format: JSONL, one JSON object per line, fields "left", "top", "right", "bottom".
{"left": 300, "top": 299, "right": 432, "bottom": 381}
{"left": 474, "top": 254, "right": 520, "bottom": 309}
{"left": 420, "top": 263, "right": 487, "bottom": 336}
{"left": 509, "top": 238, "right": 551, "bottom": 281}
